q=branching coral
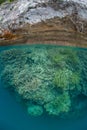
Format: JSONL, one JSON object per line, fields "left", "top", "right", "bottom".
{"left": 0, "top": 45, "right": 87, "bottom": 117}
{"left": 47, "top": 47, "right": 80, "bottom": 71}
{"left": 44, "top": 92, "right": 71, "bottom": 116}
{"left": 53, "top": 68, "right": 80, "bottom": 91}
{"left": 0, "top": 47, "right": 55, "bottom": 105}
{"left": 0, "top": 48, "right": 29, "bottom": 68}
{"left": 47, "top": 48, "right": 67, "bottom": 68}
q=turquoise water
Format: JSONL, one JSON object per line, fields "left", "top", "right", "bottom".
{"left": 0, "top": 44, "right": 87, "bottom": 130}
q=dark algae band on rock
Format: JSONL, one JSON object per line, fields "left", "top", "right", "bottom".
{"left": 0, "top": 44, "right": 87, "bottom": 118}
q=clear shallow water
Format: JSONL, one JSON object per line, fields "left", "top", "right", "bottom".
{"left": 0, "top": 44, "right": 87, "bottom": 130}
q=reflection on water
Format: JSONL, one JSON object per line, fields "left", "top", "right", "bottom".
{"left": 0, "top": 44, "right": 87, "bottom": 130}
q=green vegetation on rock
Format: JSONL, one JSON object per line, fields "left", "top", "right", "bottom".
{"left": 0, "top": 0, "right": 14, "bottom": 4}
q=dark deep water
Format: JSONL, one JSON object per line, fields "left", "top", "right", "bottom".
{"left": 0, "top": 44, "right": 87, "bottom": 130}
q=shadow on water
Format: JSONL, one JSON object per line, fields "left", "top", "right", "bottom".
{"left": 0, "top": 44, "right": 87, "bottom": 130}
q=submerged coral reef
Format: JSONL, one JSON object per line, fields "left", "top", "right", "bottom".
{"left": 0, "top": 45, "right": 87, "bottom": 117}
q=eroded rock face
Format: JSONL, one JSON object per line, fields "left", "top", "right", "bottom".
{"left": 0, "top": 0, "right": 87, "bottom": 47}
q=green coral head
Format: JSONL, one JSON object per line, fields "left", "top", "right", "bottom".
{"left": 44, "top": 92, "right": 71, "bottom": 116}
{"left": 53, "top": 68, "right": 80, "bottom": 91}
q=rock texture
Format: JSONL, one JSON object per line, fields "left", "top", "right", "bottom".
{"left": 0, "top": 0, "right": 87, "bottom": 47}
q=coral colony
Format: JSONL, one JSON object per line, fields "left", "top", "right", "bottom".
{"left": 0, "top": 45, "right": 87, "bottom": 117}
